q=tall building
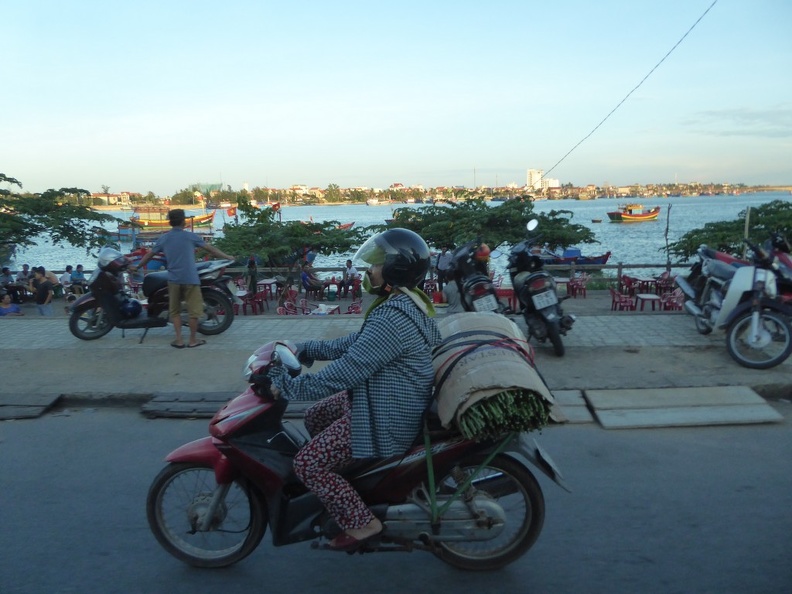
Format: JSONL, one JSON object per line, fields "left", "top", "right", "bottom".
{"left": 527, "top": 169, "right": 544, "bottom": 191}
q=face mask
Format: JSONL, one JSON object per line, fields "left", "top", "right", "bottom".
{"left": 362, "top": 272, "right": 381, "bottom": 295}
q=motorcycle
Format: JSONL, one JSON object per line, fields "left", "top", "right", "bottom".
{"left": 146, "top": 341, "right": 568, "bottom": 570}
{"left": 689, "top": 232, "right": 792, "bottom": 304}
{"left": 675, "top": 237, "right": 792, "bottom": 369}
{"left": 446, "top": 239, "right": 504, "bottom": 313}
{"left": 507, "top": 220, "right": 576, "bottom": 357}
{"left": 69, "top": 246, "right": 238, "bottom": 342}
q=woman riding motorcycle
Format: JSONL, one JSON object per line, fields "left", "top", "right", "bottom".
{"left": 266, "top": 228, "right": 442, "bottom": 551}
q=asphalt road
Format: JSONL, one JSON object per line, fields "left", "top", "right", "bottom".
{"left": 1, "top": 405, "right": 790, "bottom": 594}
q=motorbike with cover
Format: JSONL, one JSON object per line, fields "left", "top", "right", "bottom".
{"left": 675, "top": 235, "right": 792, "bottom": 369}
{"left": 507, "top": 220, "right": 575, "bottom": 357}
{"left": 68, "top": 246, "right": 237, "bottom": 342}
{"left": 146, "top": 340, "right": 568, "bottom": 571}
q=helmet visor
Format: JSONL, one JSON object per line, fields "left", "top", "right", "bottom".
{"left": 353, "top": 234, "right": 387, "bottom": 269}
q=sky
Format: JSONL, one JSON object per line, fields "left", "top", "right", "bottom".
{"left": 2, "top": 0, "right": 791, "bottom": 196}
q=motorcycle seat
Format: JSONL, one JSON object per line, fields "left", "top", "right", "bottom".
{"left": 704, "top": 258, "right": 738, "bottom": 281}
{"left": 142, "top": 271, "right": 169, "bottom": 296}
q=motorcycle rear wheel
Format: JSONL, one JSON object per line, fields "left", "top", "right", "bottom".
{"left": 726, "top": 310, "right": 792, "bottom": 369}
{"left": 547, "top": 321, "right": 565, "bottom": 357}
{"left": 434, "top": 454, "right": 545, "bottom": 571}
{"left": 68, "top": 303, "right": 114, "bottom": 340}
{"left": 146, "top": 463, "right": 267, "bottom": 568}
{"left": 197, "top": 289, "right": 234, "bottom": 335}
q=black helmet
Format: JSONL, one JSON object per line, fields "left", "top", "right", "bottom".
{"left": 353, "top": 228, "right": 430, "bottom": 293}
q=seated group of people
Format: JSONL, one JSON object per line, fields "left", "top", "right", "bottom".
{"left": 0, "top": 263, "right": 88, "bottom": 317}
{"left": 300, "top": 259, "right": 361, "bottom": 299}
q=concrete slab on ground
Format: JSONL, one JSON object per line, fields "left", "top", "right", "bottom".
{"left": 0, "top": 393, "right": 61, "bottom": 420}
{"left": 585, "top": 386, "right": 783, "bottom": 429}
{"left": 550, "top": 389, "right": 595, "bottom": 424}
{"left": 142, "top": 392, "right": 316, "bottom": 419}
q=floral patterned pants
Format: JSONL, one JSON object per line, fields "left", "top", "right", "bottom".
{"left": 293, "top": 392, "right": 374, "bottom": 531}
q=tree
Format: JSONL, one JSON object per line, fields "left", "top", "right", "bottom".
{"left": 381, "top": 197, "right": 597, "bottom": 251}
{"left": 214, "top": 200, "right": 368, "bottom": 270}
{"left": 666, "top": 200, "right": 792, "bottom": 260}
{"left": 0, "top": 173, "right": 120, "bottom": 252}
{"left": 324, "top": 183, "right": 343, "bottom": 203}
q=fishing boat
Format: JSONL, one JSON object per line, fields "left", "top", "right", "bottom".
{"left": 114, "top": 211, "right": 216, "bottom": 239}
{"left": 538, "top": 247, "right": 612, "bottom": 271}
{"left": 606, "top": 203, "right": 661, "bottom": 222}
{"left": 130, "top": 210, "right": 216, "bottom": 229}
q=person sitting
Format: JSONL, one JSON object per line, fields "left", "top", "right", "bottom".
{"left": 0, "top": 292, "right": 24, "bottom": 316}
{"left": 70, "top": 264, "right": 87, "bottom": 294}
{"left": 341, "top": 259, "right": 360, "bottom": 298}
{"left": 59, "top": 265, "right": 74, "bottom": 294}
{"left": 300, "top": 262, "right": 324, "bottom": 298}
{"left": 267, "top": 228, "right": 442, "bottom": 551}
{"left": 15, "top": 263, "right": 31, "bottom": 285}
{"left": 1, "top": 267, "right": 24, "bottom": 304}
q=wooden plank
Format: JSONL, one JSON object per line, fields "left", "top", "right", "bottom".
{"left": 595, "top": 404, "right": 783, "bottom": 429}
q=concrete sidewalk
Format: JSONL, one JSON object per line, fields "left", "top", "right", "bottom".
{"left": 1, "top": 290, "right": 789, "bottom": 424}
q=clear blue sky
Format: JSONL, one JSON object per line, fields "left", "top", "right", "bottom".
{"left": 3, "top": 0, "right": 790, "bottom": 195}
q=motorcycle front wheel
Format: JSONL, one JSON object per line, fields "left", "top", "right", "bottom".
{"left": 726, "top": 309, "right": 792, "bottom": 369}
{"left": 197, "top": 289, "right": 234, "bottom": 335}
{"left": 146, "top": 463, "right": 267, "bottom": 568}
{"left": 68, "top": 302, "right": 114, "bottom": 340}
{"left": 434, "top": 454, "right": 545, "bottom": 571}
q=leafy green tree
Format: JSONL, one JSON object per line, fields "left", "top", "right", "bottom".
{"left": 382, "top": 197, "right": 597, "bottom": 251}
{"left": 667, "top": 200, "right": 792, "bottom": 260}
{"left": 0, "top": 173, "right": 119, "bottom": 252}
{"left": 324, "top": 183, "right": 343, "bottom": 203}
{"left": 214, "top": 200, "right": 369, "bottom": 269}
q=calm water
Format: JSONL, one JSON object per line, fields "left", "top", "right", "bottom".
{"left": 8, "top": 192, "right": 791, "bottom": 276}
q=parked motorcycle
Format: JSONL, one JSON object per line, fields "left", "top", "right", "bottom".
{"left": 675, "top": 237, "right": 792, "bottom": 369}
{"left": 69, "top": 246, "right": 237, "bottom": 342}
{"left": 507, "top": 220, "right": 575, "bottom": 357}
{"left": 146, "top": 340, "right": 568, "bottom": 570}
{"left": 446, "top": 239, "right": 504, "bottom": 313}
{"left": 691, "top": 232, "right": 792, "bottom": 304}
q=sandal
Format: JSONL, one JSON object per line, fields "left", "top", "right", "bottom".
{"left": 187, "top": 339, "right": 207, "bottom": 348}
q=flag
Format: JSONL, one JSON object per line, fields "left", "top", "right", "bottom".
{"left": 227, "top": 207, "right": 237, "bottom": 217}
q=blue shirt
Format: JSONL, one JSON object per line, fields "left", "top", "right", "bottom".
{"left": 0, "top": 303, "right": 21, "bottom": 316}
{"left": 152, "top": 228, "right": 206, "bottom": 285}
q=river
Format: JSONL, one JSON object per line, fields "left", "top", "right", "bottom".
{"left": 6, "top": 191, "right": 791, "bottom": 276}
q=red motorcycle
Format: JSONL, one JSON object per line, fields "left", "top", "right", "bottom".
{"left": 69, "top": 246, "right": 237, "bottom": 342}
{"left": 146, "top": 341, "right": 568, "bottom": 570}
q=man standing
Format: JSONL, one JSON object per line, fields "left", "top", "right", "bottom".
{"left": 32, "top": 267, "right": 54, "bottom": 316}
{"left": 130, "top": 209, "right": 234, "bottom": 349}
{"left": 435, "top": 246, "right": 453, "bottom": 292}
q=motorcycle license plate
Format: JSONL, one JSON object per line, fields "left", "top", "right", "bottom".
{"left": 472, "top": 293, "right": 498, "bottom": 312}
{"left": 531, "top": 291, "right": 558, "bottom": 309}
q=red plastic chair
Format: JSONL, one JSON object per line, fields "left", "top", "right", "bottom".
{"left": 345, "top": 300, "right": 363, "bottom": 314}
{"left": 234, "top": 292, "right": 260, "bottom": 315}
{"left": 610, "top": 287, "right": 635, "bottom": 311}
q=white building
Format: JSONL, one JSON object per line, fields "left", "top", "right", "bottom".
{"left": 527, "top": 169, "right": 544, "bottom": 191}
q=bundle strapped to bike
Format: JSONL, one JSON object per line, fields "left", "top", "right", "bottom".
{"left": 431, "top": 312, "right": 557, "bottom": 441}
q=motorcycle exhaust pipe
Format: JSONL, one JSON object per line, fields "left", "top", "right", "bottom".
{"left": 683, "top": 301, "right": 703, "bottom": 317}
{"left": 675, "top": 276, "right": 696, "bottom": 299}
